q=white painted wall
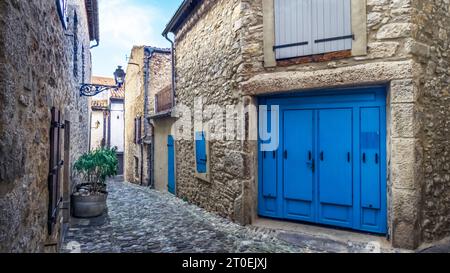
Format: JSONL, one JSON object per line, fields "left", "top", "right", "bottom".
{"left": 90, "top": 110, "right": 105, "bottom": 150}
{"left": 110, "top": 100, "right": 124, "bottom": 152}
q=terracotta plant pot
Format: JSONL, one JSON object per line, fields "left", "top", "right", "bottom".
{"left": 71, "top": 193, "right": 108, "bottom": 218}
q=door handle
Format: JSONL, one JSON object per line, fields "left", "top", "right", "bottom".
{"left": 347, "top": 152, "right": 351, "bottom": 162}
{"left": 308, "top": 151, "right": 312, "bottom": 161}
{"left": 273, "top": 151, "right": 276, "bottom": 159}
{"left": 284, "top": 150, "right": 288, "bottom": 159}
{"left": 320, "top": 151, "right": 324, "bottom": 161}
{"left": 375, "top": 153, "right": 379, "bottom": 164}
{"left": 263, "top": 151, "right": 266, "bottom": 159}
{"left": 362, "top": 153, "right": 366, "bottom": 163}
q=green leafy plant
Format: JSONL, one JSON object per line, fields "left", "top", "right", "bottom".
{"left": 73, "top": 147, "right": 118, "bottom": 194}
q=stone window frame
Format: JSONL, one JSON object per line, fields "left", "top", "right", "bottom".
{"left": 194, "top": 131, "right": 211, "bottom": 183}
{"left": 263, "top": 0, "right": 367, "bottom": 67}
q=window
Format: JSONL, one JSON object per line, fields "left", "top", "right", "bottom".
{"left": 274, "top": 0, "right": 352, "bottom": 59}
{"left": 56, "top": 0, "right": 68, "bottom": 29}
{"left": 263, "top": 0, "right": 367, "bottom": 66}
{"left": 195, "top": 131, "right": 207, "bottom": 174}
{"left": 134, "top": 117, "right": 142, "bottom": 144}
{"left": 134, "top": 156, "right": 139, "bottom": 178}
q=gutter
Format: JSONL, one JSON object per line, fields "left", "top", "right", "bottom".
{"left": 164, "top": 34, "right": 176, "bottom": 107}
{"left": 142, "top": 49, "right": 151, "bottom": 187}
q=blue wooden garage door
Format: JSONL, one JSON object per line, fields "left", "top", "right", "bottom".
{"left": 258, "top": 87, "right": 387, "bottom": 234}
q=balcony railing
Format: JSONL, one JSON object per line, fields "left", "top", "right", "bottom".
{"left": 155, "top": 86, "right": 172, "bottom": 113}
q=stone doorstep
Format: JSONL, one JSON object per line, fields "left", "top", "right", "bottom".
{"left": 251, "top": 218, "right": 412, "bottom": 253}
{"left": 417, "top": 237, "right": 450, "bottom": 253}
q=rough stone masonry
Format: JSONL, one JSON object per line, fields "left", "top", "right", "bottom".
{"left": 168, "top": 0, "right": 450, "bottom": 249}
{"left": 0, "top": 0, "right": 96, "bottom": 252}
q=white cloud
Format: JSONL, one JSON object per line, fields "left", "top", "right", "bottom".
{"left": 92, "top": 0, "right": 170, "bottom": 77}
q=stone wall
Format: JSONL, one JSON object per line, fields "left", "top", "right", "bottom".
{"left": 171, "top": 0, "right": 449, "bottom": 249}
{"left": 412, "top": 0, "right": 450, "bottom": 244}
{"left": 173, "top": 0, "right": 248, "bottom": 222}
{"left": 148, "top": 53, "right": 172, "bottom": 113}
{"left": 124, "top": 47, "right": 171, "bottom": 186}
{"left": 0, "top": 0, "right": 93, "bottom": 252}
{"left": 124, "top": 46, "right": 145, "bottom": 185}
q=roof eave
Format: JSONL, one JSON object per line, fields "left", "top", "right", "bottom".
{"left": 162, "top": 0, "right": 202, "bottom": 36}
{"left": 85, "top": 0, "right": 100, "bottom": 43}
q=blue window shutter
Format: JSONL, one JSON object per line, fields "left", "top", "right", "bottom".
{"left": 195, "top": 132, "right": 207, "bottom": 173}
{"left": 274, "top": 0, "right": 312, "bottom": 59}
{"left": 312, "top": 0, "right": 352, "bottom": 55}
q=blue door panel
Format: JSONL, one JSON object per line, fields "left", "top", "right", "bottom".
{"left": 259, "top": 110, "right": 280, "bottom": 216}
{"left": 258, "top": 86, "right": 387, "bottom": 234}
{"left": 360, "top": 108, "right": 381, "bottom": 209}
{"left": 262, "top": 111, "right": 277, "bottom": 198}
{"left": 283, "top": 110, "right": 314, "bottom": 202}
{"left": 167, "top": 135, "right": 175, "bottom": 194}
{"left": 318, "top": 109, "right": 353, "bottom": 207}
{"left": 282, "top": 110, "right": 314, "bottom": 221}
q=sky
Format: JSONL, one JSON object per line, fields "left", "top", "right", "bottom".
{"left": 91, "top": 0, "right": 183, "bottom": 77}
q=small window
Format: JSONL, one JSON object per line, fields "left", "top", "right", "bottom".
{"left": 134, "top": 117, "right": 142, "bottom": 144}
{"left": 274, "top": 0, "right": 352, "bottom": 59}
{"left": 56, "top": 0, "right": 68, "bottom": 29}
{"left": 134, "top": 156, "right": 139, "bottom": 178}
{"left": 195, "top": 131, "right": 207, "bottom": 174}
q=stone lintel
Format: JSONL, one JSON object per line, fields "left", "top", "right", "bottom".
{"left": 241, "top": 60, "right": 414, "bottom": 96}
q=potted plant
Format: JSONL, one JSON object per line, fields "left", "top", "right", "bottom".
{"left": 71, "top": 147, "right": 118, "bottom": 218}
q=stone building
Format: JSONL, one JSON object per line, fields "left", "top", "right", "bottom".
{"left": 124, "top": 46, "right": 171, "bottom": 187}
{"left": 163, "top": 0, "right": 450, "bottom": 249}
{"left": 0, "top": 0, "right": 99, "bottom": 252}
{"left": 89, "top": 76, "right": 125, "bottom": 174}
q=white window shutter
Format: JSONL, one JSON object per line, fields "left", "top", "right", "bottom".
{"left": 274, "top": 0, "right": 312, "bottom": 59}
{"left": 312, "top": 0, "right": 352, "bottom": 55}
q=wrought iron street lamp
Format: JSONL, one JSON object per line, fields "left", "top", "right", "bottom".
{"left": 79, "top": 66, "right": 126, "bottom": 97}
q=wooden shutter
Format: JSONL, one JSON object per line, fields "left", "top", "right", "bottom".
{"left": 48, "top": 107, "right": 64, "bottom": 235}
{"left": 274, "top": 0, "right": 352, "bottom": 59}
{"left": 312, "top": 0, "right": 352, "bottom": 55}
{"left": 195, "top": 132, "right": 207, "bottom": 173}
{"left": 274, "top": 0, "right": 312, "bottom": 59}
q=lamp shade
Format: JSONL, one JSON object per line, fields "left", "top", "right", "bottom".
{"left": 113, "top": 66, "right": 126, "bottom": 87}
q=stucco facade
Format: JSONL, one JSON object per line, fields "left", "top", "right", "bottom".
{"left": 165, "top": 0, "right": 450, "bottom": 249}
{"left": 0, "top": 0, "right": 98, "bottom": 252}
{"left": 152, "top": 118, "right": 176, "bottom": 192}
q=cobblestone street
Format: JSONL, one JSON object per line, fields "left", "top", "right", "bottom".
{"left": 62, "top": 177, "right": 303, "bottom": 253}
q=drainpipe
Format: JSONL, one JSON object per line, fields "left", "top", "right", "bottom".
{"left": 143, "top": 48, "right": 152, "bottom": 187}
{"left": 164, "top": 33, "right": 176, "bottom": 107}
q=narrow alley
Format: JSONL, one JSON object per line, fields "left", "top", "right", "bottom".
{"left": 61, "top": 177, "right": 417, "bottom": 254}
{"left": 61, "top": 177, "right": 300, "bottom": 253}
